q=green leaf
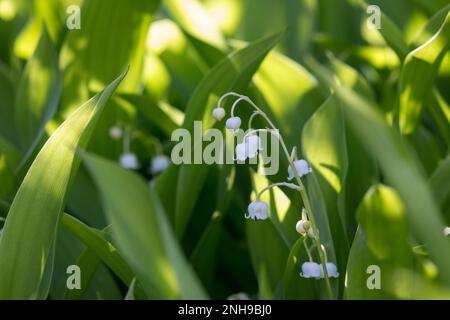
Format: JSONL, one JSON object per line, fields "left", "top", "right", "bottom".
{"left": 346, "top": 185, "right": 413, "bottom": 299}
{"left": 63, "top": 248, "right": 101, "bottom": 300}
{"left": 163, "top": 0, "right": 226, "bottom": 50}
{"left": 0, "top": 61, "right": 18, "bottom": 146}
{"left": 60, "top": 0, "right": 160, "bottom": 114}
{"left": 399, "top": 12, "right": 450, "bottom": 134}
{"left": 430, "top": 155, "right": 450, "bottom": 208}
{"left": 119, "top": 94, "right": 180, "bottom": 138}
{"left": 15, "top": 26, "right": 62, "bottom": 163}
{"left": 60, "top": 214, "right": 133, "bottom": 286}
{"left": 302, "top": 95, "right": 349, "bottom": 292}
{"left": 352, "top": 0, "right": 408, "bottom": 58}
{"left": 82, "top": 152, "right": 207, "bottom": 299}
{"left": 253, "top": 50, "right": 324, "bottom": 146}
{"left": 307, "top": 59, "right": 450, "bottom": 285}
{"left": 283, "top": 238, "right": 316, "bottom": 299}
{"left": 0, "top": 69, "right": 127, "bottom": 299}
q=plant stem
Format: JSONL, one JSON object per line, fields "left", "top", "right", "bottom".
{"left": 240, "top": 95, "right": 335, "bottom": 300}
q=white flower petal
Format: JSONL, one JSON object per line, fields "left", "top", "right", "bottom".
{"left": 246, "top": 201, "right": 269, "bottom": 220}
{"left": 326, "top": 262, "right": 339, "bottom": 278}
{"left": 150, "top": 155, "right": 170, "bottom": 174}
{"left": 300, "top": 262, "right": 322, "bottom": 279}
{"left": 212, "top": 107, "right": 226, "bottom": 121}
{"left": 226, "top": 117, "right": 241, "bottom": 131}
{"left": 119, "top": 153, "right": 140, "bottom": 170}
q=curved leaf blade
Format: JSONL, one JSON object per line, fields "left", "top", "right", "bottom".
{"left": 0, "top": 69, "right": 127, "bottom": 299}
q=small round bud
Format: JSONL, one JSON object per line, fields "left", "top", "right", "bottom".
{"left": 212, "top": 107, "right": 226, "bottom": 121}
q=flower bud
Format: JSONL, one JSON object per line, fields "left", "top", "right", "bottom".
{"left": 119, "top": 152, "right": 140, "bottom": 170}
{"left": 296, "top": 220, "right": 306, "bottom": 234}
{"left": 246, "top": 201, "right": 269, "bottom": 220}
{"left": 212, "top": 107, "right": 226, "bottom": 121}
{"left": 150, "top": 155, "right": 170, "bottom": 174}
{"left": 109, "top": 126, "right": 123, "bottom": 140}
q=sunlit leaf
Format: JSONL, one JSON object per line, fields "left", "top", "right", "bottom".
{"left": 0, "top": 69, "right": 127, "bottom": 299}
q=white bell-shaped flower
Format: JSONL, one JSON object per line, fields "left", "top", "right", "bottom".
{"left": 109, "top": 126, "right": 123, "bottom": 140}
{"left": 325, "top": 262, "right": 339, "bottom": 278}
{"left": 444, "top": 227, "right": 450, "bottom": 236}
{"left": 235, "top": 143, "right": 249, "bottom": 161}
{"left": 119, "top": 152, "right": 140, "bottom": 170}
{"left": 296, "top": 220, "right": 310, "bottom": 234}
{"left": 288, "top": 159, "right": 312, "bottom": 180}
{"left": 300, "top": 262, "right": 323, "bottom": 279}
{"left": 245, "top": 134, "right": 263, "bottom": 159}
{"left": 307, "top": 228, "right": 315, "bottom": 239}
{"left": 226, "top": 116, "right": 241, "bottom": 133}
{"left": 150, "top": 155, "right": 170, "bottom": 174}
{"left": 212, "top": 107, "right": 226, "bottom": 121}
{"left": 246, "top": 201, "right": 269, "bottom": 220}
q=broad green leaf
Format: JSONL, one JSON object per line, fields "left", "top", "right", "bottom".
{"left": 163, "top": 0, "right": 226, "bottom": 50}
{"left": 60, "top": 0, "right": 160, "bottom": 114}
{"left": 399, "top": 12, "right": 450, "bottom": 134}
{"left": 190, "top": 212, "right": 223, "bottom": 291}
{"left": 15, "top": 26, "right": 61, "bottom": 160}
{"left": 346, "top": 185, "right": 414, "bottom": 299}
{"left": 430, "top": 155, "right": 450, "bottom": 208}
{"left": 307, "top": 59, "right": 450, "bottom": 284}
{"left": 63, "top": 248, "right": 101, "bottom": 300}
{"left": 119, "top": 94, "right": 180, "bottom": 138}
{"left": 147, "top": 19, "right": 206, "bottom": 106}
{"left": 352, "top": 0, "right": 408, "bottom": 58}
{"left": 82, "top": 152, "right": 207, "bottom": 299}
{"left": 0, "top": 61, "right": 18, "bottom": 146}
{"left": 0, "top": 136, "right": 21, "bottom": 200}
{"left": 60, "top": 214, "right": 133, "bottom": 286}
{"left": 302, "top": 95, "right": 349, "bottom": 291}
{"left": 253, "top": 50, "right": 324, "bottom": 146}
{"left": 0, "top": 69, "right": 127, "bottom": 299}
{"left": 283, "top": 238, "right": 316, "bottom": 299}
{"left": 246, "top": 219, "right": 289, "bottom": 299}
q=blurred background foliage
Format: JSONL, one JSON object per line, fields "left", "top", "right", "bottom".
{"left": 0, "top": 0, "right": 449, "bottom": 299}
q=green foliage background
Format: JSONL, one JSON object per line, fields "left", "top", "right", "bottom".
{"left": 0, "top": 0, "right": 449, "bottom": 299}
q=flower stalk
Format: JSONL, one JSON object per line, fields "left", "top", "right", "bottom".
{"left": 217, "top": 92, "right": 335, "bottom": 299}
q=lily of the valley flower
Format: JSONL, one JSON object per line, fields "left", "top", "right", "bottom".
{"left": 150, "top": 155, "right": 170, "bottom": 175}
{"left": 245, "top": 201, "right": 269, "bottom": 220}
{"left": 226, "top": 116, "right": 241, "bottom": 133}
{"left": 325, "top": 262, "right": 339, "bottom": 278}
{"left": 212, "top": 107, "right": 226, "bottom": 121}
{"left": 300, "top": 262, "right": 339, "bottom": 279}
{"left": 245, "top": 134, "right": 263, "bottom": 157}
{"left": 235, "top": 143, "right": 248, "bottom": 161}
{"left": 119, "top": 152, "right": 140, "bottom": 170}
{"left": 235, "top": 134, "right": 263, "bottom": 161}
{"left": 300, "top": 262, "right": 323, "bottom": 279}
{"left": 109, "top": 126, "right": 123, "bottom": 140}
{"left": 288, "top": 159, "right": 312, "bottom": 180}
{"left": 444, "top": 227, "right": 450, "bottom": 236}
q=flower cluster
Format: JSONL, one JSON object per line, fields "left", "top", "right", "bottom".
{"left": 300, "top": 262, "right": 339, "bottom": 279}
{"left": 109, "top": 124, "right": 170, "bottom": 184}
{"left": 213, "top": 92, "right": 338, "bottom": 286}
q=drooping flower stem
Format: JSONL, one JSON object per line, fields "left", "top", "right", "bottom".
{"left": 227, "top": 93, "right": 335, "bottom": 299}
{"left": 256, "top": 182, "right": 303, "bottom": 201}
{"left": 304, "top": 240, "right": 313, "bottom": 262}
